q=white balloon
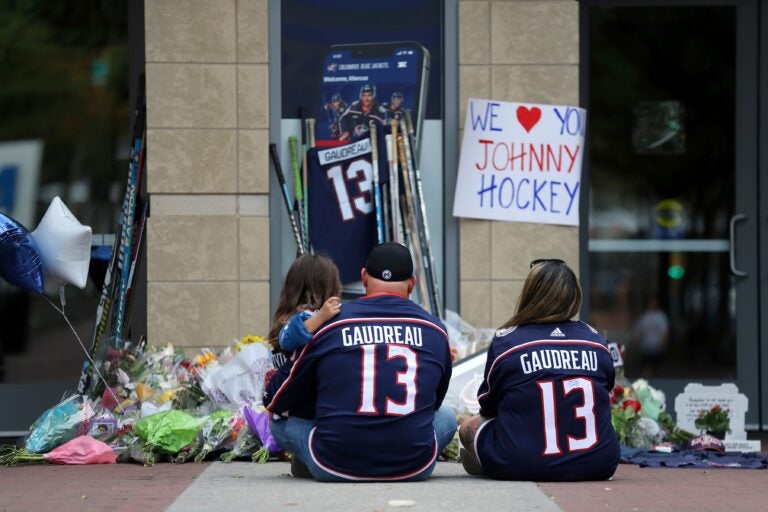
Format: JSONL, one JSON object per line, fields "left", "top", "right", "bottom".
{"left": 32, "top": 196, "right": 92, "bottom": 289}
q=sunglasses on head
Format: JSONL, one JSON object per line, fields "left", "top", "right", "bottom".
{"left": 530, "top": 258, "right": 566, "bottom": 269}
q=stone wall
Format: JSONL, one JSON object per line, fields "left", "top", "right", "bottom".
{"left": 458, "top": 0, "right": 580, "bottom": 329}
{"left": 145, "top": 0, "right": 271, "bottom": 347}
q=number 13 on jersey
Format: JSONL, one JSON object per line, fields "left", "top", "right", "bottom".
{"left": 327, "top": 158, "right": 373, "bottom": 221}
{"left": 538, "top": 377, "right": 598, "bottom": 455}
{"left": 358, "top": 344, "right": 418, "bottom": 416}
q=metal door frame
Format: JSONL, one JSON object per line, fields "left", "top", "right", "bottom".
{"left": 579, "top": 0, "right": 762, "bottom": 428}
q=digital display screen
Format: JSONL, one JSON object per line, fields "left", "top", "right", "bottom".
{"left": 316, "top": 45, "right": 425, "bottom": 145}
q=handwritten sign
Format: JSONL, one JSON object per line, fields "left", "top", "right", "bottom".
{"left": 453, "top": 99, "right": 585, "bottom": 225}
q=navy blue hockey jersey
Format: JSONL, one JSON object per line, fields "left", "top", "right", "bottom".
{"left": 475, "top": 321, "right": 620, "bottom": 481}
{"left": 266, "top": 294, "right": 452, "bottom": 480}
{"left": 308, "top": 130, "right": 390, "bottom": 284}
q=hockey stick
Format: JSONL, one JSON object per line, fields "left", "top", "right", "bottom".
{"left": 76, "top": 222, "right": 122, "bottom": 394}
{"left": 300, "top": 108, "right": 310, "bottom": 248}
{"left": 288, "top": 135, "right": 306, "bottom": 251}
{"left": 399, "top": 118, "right": 438, "bottom": 316}
{"left": 306, "top": 118, "right": 316, "bottom": 253}
{"left": 381, "top": 184, "right": 391, "bottom": 243}
{"left": 308, "top": 118, "right": 316, "bottom": 148}
{"left": 78, "top": 80, "right": 146, "bottom": 393}
{"left": 404, "top": 111, "right": 442, "bottom": 317}
{"left": 120, "top": 199, "right": 149, "bottom": 339}
{"left": 396, "top": 135, "right": 431, "bottom": 313}
{"left": 369, "top": 121, "right": 385, "bottom": 244}
{"left": 388, "top": 120, "right": 403, "bottom": 244}
{"left": 270, "top": 143, "right": 305, "bottom": 255}
{"left": 112, "top": 126, "right": 146, "bottom": 339}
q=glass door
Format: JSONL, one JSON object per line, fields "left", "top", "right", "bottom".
{"left": 583, "top": 1, "right": 760, "bottom": 427}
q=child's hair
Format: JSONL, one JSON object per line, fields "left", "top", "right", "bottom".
{"left": 268, "top": 254, "right": 342, "bottom": 351}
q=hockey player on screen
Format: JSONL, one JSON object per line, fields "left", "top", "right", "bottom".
{"left": 338, "top": 84, "right": 387, "bottom": 141}
{"left": 324, "top": 93, "right": 348, "bottom": 140}
{"left": 382, "top": 91, "right": 405, "bottom": 122}
{"left": 459, "top": 259, "right": 620, "bottom": 481}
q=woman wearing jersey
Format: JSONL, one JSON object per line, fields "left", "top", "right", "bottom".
{"left": 459, "top": 259, "right": 620, "bottom": 481}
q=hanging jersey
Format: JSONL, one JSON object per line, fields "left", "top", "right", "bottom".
{"left": 475, "top": 320, "right": 620, "bottom": 481}
{"left": 308, "top": 129, "right": 390, "bottom": 283}
{"left": 265, "top": 294, "right": 452, "bottom": 480}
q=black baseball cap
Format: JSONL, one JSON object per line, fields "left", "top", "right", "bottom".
{"left": 365, "top": 242, "right": 413, "bottom": 282}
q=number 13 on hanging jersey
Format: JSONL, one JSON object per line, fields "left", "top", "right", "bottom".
{"left": 308, "top": 133, "right": 389, "bottom": 284}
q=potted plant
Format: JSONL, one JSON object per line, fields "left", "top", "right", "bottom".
{"left": 694, "top": 405, "right": 731, "bottom": 439}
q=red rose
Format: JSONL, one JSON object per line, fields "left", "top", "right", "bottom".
{"left": 712, "top": 405, "right": 722, "bottom": 412}
{"left": 610, "top": 384, "right": 623, "bottom": 405}
{"left": 622, "top": 399, "right": 642, "bottom": 413}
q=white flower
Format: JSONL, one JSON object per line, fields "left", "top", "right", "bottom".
{"left": 648, "top": 387, "right": 666, "bottom": 410}
{"left": 116, "top": 368, "right": 131, "bottom": 386}
{"left": 632, "top": 378, "right": 666, "bottom": 410}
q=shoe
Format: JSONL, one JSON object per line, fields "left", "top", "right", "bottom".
{"left": 290, "top": 456, "right": 313, "bottom": 479}
{"left": 460, "top": 448, "right": 484, "bottom": 476}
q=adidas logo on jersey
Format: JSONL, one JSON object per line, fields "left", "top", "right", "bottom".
{"left": 550, "top": 327, "right": 566, "bottom": 337}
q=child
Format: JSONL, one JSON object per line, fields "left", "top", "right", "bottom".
{"left": 267, "top": 254, "right": 342, "bottom": 370}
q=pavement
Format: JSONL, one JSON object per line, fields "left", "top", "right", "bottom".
{"left": 2, "top": 459, "right": 767, "bottom": 512}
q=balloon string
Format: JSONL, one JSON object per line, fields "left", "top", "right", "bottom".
{"left": 42, "top": 291, "right": 126, "bottom": 415}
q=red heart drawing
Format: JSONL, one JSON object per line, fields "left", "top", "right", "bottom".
{"left": 516, "top": 106, "right": 542, "bottom": 133}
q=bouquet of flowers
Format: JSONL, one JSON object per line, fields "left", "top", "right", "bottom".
{"left": 243, "top": 406, "right": 281, "bottom": 463}
{"left": 133, "top": 410, "right": 202, "bottom": 466}
{"left": 169, "top": 436, "right": 202, "bottom": 464}
{"left": 610, "top": 373, "right": 693, "bottom": 448}
{"left": 220, "top": 421, "right": 260, "bottom": 463}
{"left": 193, "top": 410, "right": 237, "bottom": 463}
{"left": 1, "top": 436, "right": 116, "bottom": 466}
{"left": 694, "top": 405, "right": 730, "bottom": 438}
{"left": 25, "top": 394, "right": 96, "bottom": 453}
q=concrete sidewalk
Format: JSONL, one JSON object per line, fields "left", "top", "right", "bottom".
{"left": 2, "top": 460, "right": 767, "bottom": 512}
{"left": 166, "top": 462, "right": 558, "bottom": 512}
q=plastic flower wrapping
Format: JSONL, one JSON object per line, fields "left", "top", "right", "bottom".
{"left": 1, "top": 436, "right": 116, "bottom": 466}
{"left": 220, "top": 422, "right": 261, "bottom": 463}
{"left": 25, "top": 394, "right": 96, "bottom": 453}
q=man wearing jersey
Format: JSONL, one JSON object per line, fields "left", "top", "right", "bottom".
{"left": 338, "top": 84, "right": 387, "bottom": 141}
{"left": 266, "top": 243, "right": 456, "bottom": 481}
{"left": 459, "top": 259, "right": 620, "bottom": 481}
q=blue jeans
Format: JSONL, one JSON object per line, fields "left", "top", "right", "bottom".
{"left": 270, "top": 405, "right": 458, "bottom": 482}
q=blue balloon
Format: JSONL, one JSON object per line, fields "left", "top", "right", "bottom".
{"left": 0, "top": 213, "right": 45, "bottom": 293}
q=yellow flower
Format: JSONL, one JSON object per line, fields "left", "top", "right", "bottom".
{"left": 234, "top": 335, "right": 268, "bottom": 352}
{"left": 136, "top": 383, "right": 153, "bottom": 401}
{"left": 157, "top": 390, "right": 175, "bottom": 404}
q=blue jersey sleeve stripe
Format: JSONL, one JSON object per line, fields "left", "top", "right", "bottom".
{"left": 265, "top": 338, "right": 317, "bottom": 413}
